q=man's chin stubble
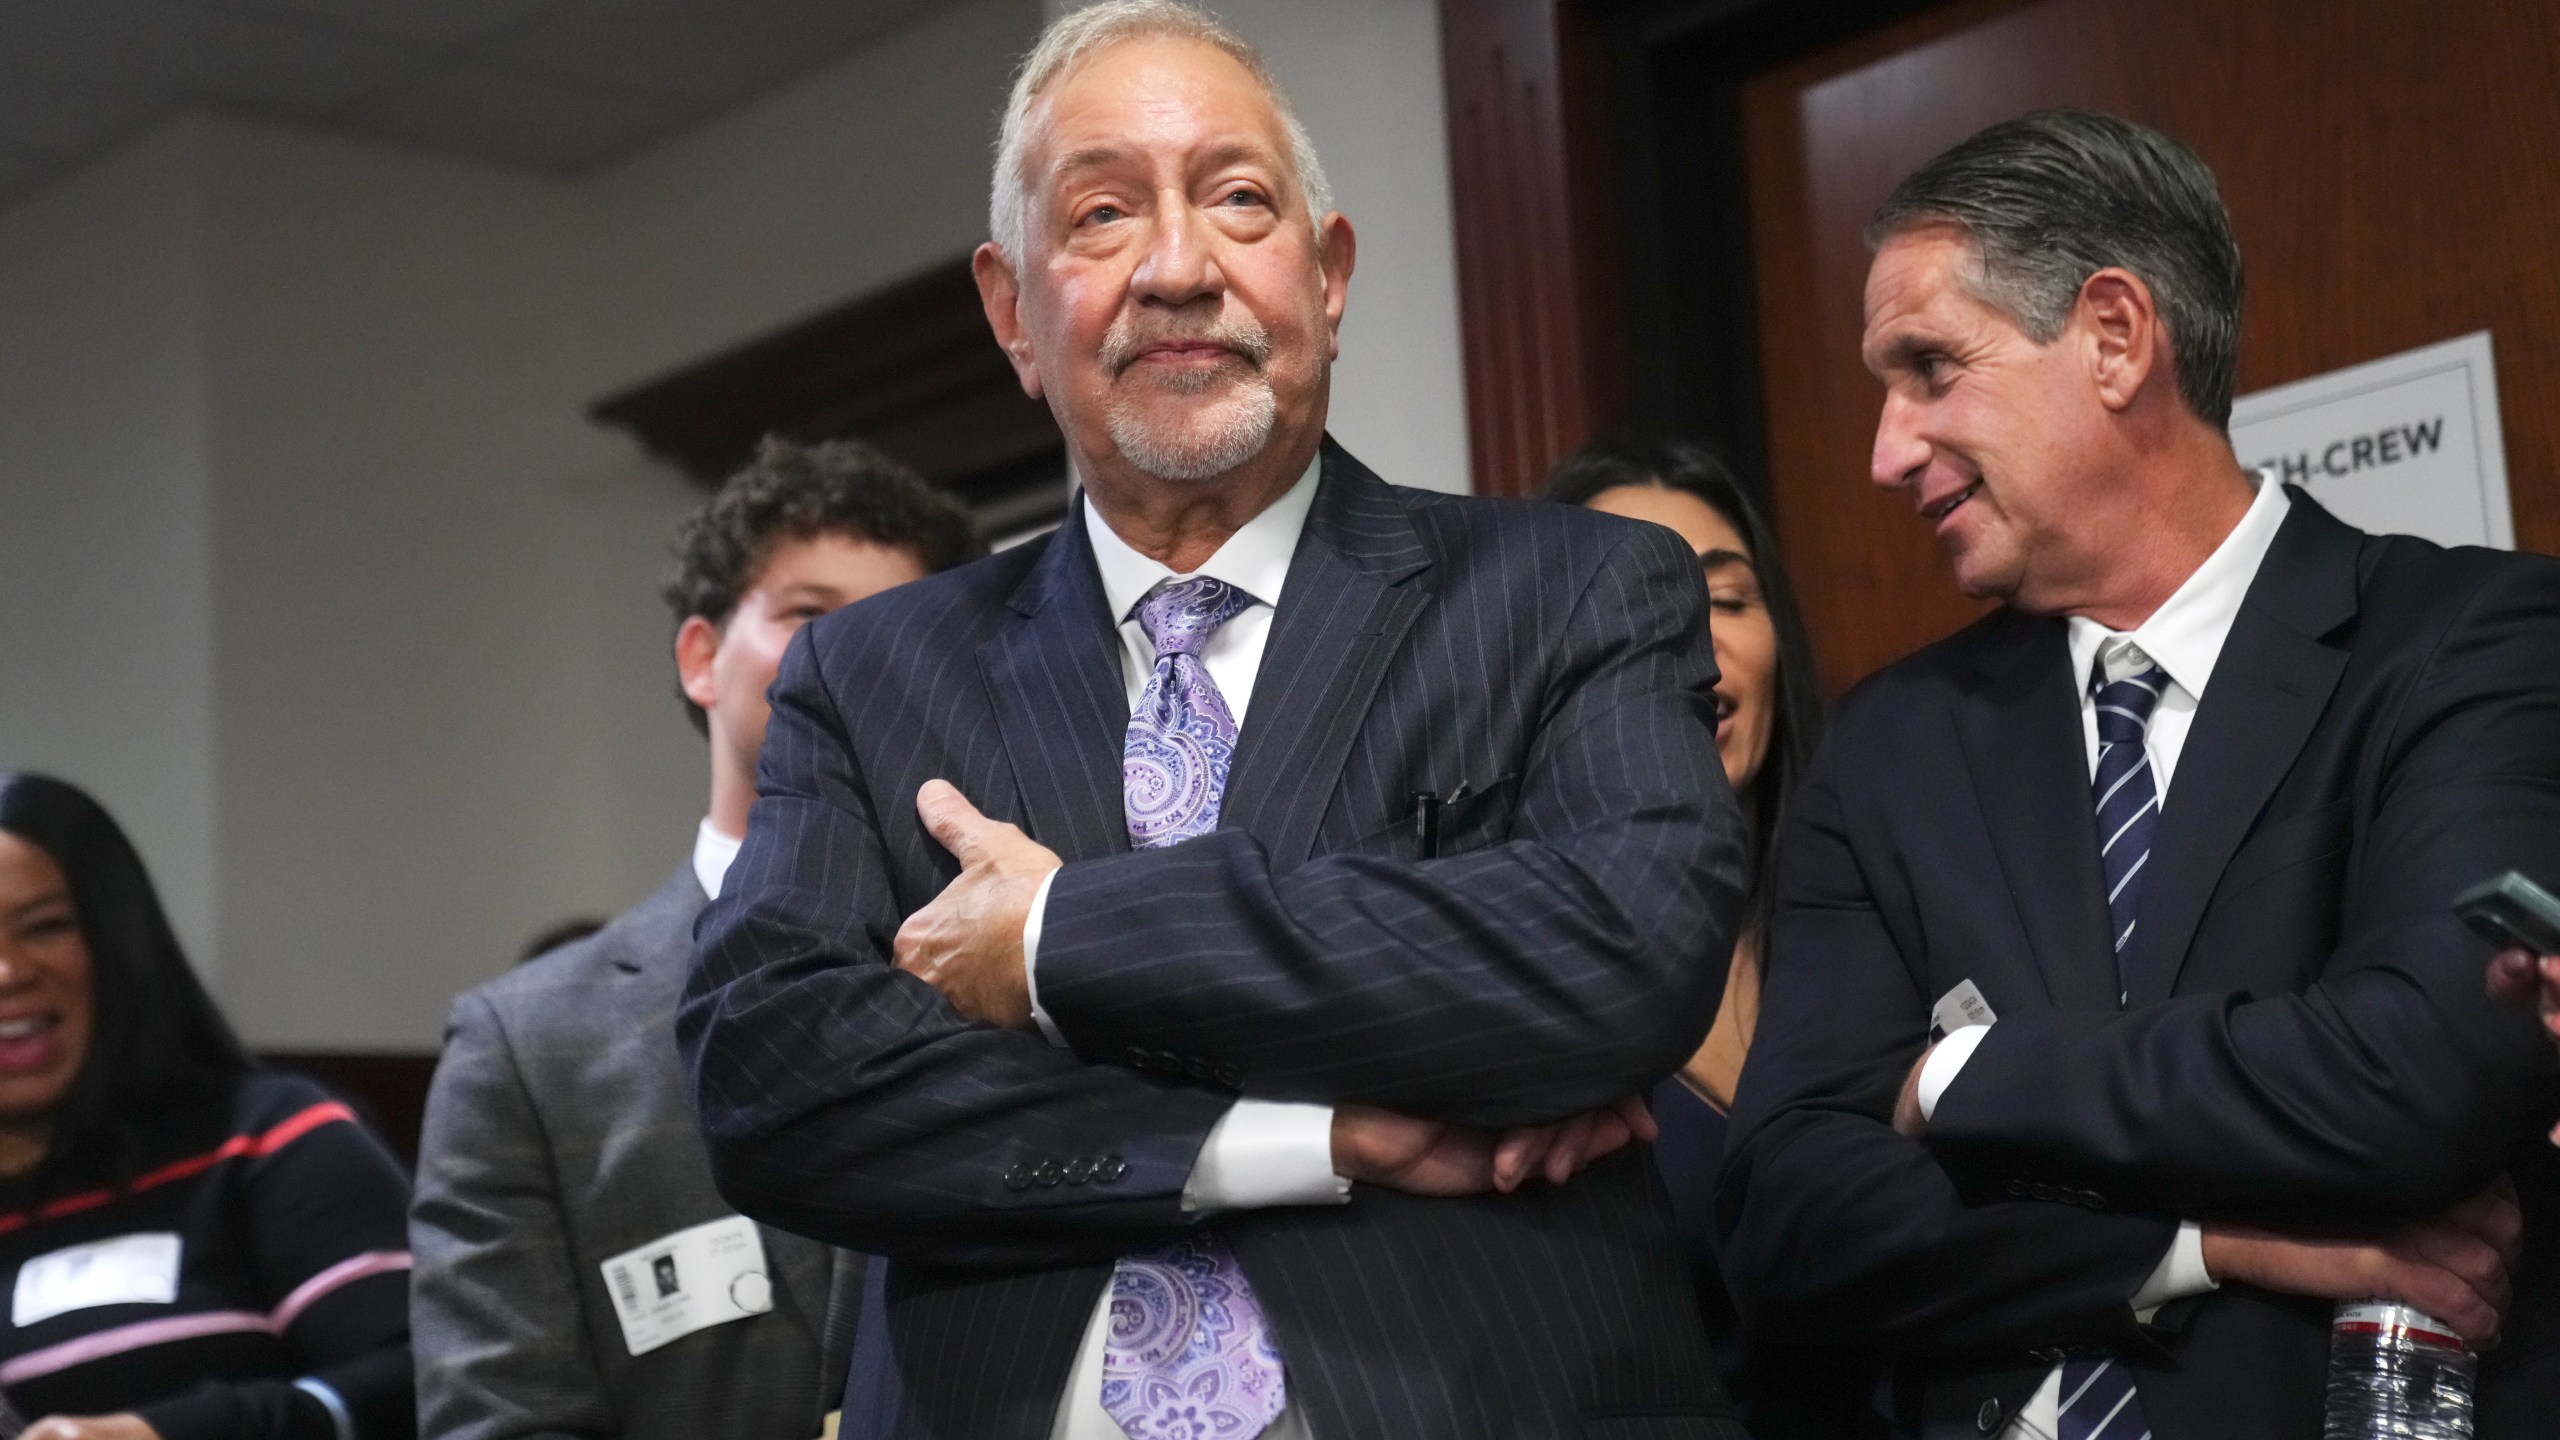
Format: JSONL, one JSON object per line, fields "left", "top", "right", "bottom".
{"left": 1104, "top": 374, "right": 1279, "bottom": 483}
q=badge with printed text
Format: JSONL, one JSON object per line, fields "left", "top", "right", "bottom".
{"left": 13, "top": 1232, "right": 182, "bottom": 1327}
{"left": 1929, "top": 979, "right": 1998, "bottom": 1044}
{"left": 599, "top": 1215, "right": 773, "bottom": 1357}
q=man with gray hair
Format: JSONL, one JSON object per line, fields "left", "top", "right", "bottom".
{"left": 1719, "top": 110, "right": 2560, "bottom": 1436}
{"left": 681, "top": 4, "right": 1750, "bottom": 1439}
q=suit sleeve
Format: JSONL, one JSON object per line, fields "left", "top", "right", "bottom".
{"left": 1717, "top": 748, "right": 2182, "bottom": 1357}
{"left": 1927, "top": 561, "right": 2560, "bottom": 1225}
{"left": 1033, "top": 524, "right": 1749, "bottom": 1127}
{"left": 681, "top": 626, "right": 1239, "bottom": 1272}
{"left": 408, "top": 992, "right": 612, "bottom": 1440}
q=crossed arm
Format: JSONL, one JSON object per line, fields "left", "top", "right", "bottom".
{"left": 681, "top": 526, "right": 1745, "bottom": 1270}
{"left": 1725, "top": 565, "right": 2560, "bottom": 1354}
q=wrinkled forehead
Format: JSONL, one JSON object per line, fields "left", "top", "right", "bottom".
{"left": 1863, "top": 225, "right": 1969, "bottom": 321}
{"left": 1022, "top": 35, "right": 1295, "bottom": 196}
{"left": 1861, "top": 225, "right": 2013, "bottom": 361}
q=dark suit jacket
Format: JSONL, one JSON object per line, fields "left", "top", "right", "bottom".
{"left": 681, "top": 443, "right": 1753, "bottom": 1440}
{"left": 412, "top": 866, "right": 863, "bottom": 1440}
{"left": 1718, "top": 491, "right": 2560, "bottom": 1437}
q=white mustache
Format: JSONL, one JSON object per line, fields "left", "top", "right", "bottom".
{"left": 1100, "top": 309, "right": 1273, "bottom": 374}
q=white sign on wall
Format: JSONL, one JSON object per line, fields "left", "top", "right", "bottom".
{"left": 2227, "top": 330, "right": 2511, "bottom": 549}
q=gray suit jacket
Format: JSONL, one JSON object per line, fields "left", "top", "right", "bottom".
{"left": 412, "top": 864, "right": 862, "bottom": 1440}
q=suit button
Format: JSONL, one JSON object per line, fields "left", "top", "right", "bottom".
{"left": 1003, "top": 1163, "right": 1034, "bottom": 1192}
{"left": 2005, "top": 1180, "right": 2029, "bottom": 1198}
{"left": 1033, "top": 1161, "right": 1064, "bottom": 1188}
{"left": 1976, "top": 1397, "right": 2005, "bottom": 1434}
{"left": 1065, "top": 1157, "right": 1097, "bottom": 1185}
{"left": 1185, "top": 1057, "right": 1214, "bottom": 1081}
{"left": 1127, "top": 1048, "right": 1152, "bottom": 1070}
{"left": 1215, "top": 1062, "right": 1245, "bottom": 1088}
{"left": 1096, "top": 1155, "right": 1129, "bottom": 1184}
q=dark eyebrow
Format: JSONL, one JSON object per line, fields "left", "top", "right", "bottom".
{"left": 770, "top": 583, "right": 847, "bottom": 605}
{"left": 6, "top": 888, "right": 71, "bottom": 925}
{"left": 1869, "top": 333, "right": 1925, "bottom": 368}
{"left": 1700, "top": 548, "right": 1756, "bottom": 573}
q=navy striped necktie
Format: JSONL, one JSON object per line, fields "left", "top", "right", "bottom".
{"left": 2061, "top": 645, "right": 2167, "bottom": 1440}
{"left": 2091, "top": 653, "right": 2169, "bottom": 1004}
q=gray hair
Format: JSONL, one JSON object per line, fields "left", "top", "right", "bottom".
{"left": 988, "top": 0, "right": 1335, "bottom": 264}
{"left": 1867, "top": 109, "right": 2245, "bottom": 428}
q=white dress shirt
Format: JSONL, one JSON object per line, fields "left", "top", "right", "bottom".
{"left": 693, "top": 817, "right": 742, "bottom": 901}
{"left": 1918, "top": 470, "right": 2290, "bottom": 1436}
{"left": 1020, "top": 456, "right": 1338, "bottom": 1440}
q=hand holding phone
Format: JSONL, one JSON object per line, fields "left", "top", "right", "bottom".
{"left": 2464, "top": 871, "right": 2560, "bottom": 1144}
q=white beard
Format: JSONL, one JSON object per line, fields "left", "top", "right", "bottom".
{"left": 1104, "top": 366, "right": 1279, "bottom": 482}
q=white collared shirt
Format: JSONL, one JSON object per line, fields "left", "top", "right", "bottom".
{"left": 2064, "top": 471, "right": 2292, "bottom": 793}
{"left": 693, "top": 818, "right": 742, "bottom": 901}
{"left": 1082, "top": 452, "right": 1320, "bottom": 720}
{"left": 1924, "top": 470, "right": 2290, "bottom": 1438}
{"left": 1022, "top": 456, "right": 1338, "bottom": 1440}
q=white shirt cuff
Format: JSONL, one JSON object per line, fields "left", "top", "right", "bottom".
{"left": 1024, "top": 869, "right": 1064, "bottom": 1047}
{"left": 1916, "top": 1021, "right": 1992, "bottom": 1122}
{"left": 2130, "top": 1219, "right": 2218, "bottom": 1319}
{"left": 1181, "top": 1101, "right": 1348, "bottom": 1214}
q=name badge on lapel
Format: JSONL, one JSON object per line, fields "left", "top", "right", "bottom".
{"left": 1928, "top": 979, "right": 1998, "bottom": 1044}
{"left": 599, "top": 1214, "right": 773, "bottom": 1357}
{"left": 13, "top": 1232, "right": 182, "bottom": 1326}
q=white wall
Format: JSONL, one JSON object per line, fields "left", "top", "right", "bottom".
{"left": 1222, "top": 0, "right": 1471, "bottom": 494}
{"left": 0, "top": 0, "right": 1470, "bottom": 1049}
{"left": 579, "top": 0, "right": 1038, "bottom": 389}
{"left": 195, "top": 120, "right": 659, "bottom": 1048}
{"left": 0, "top": 125, "right": 223, "bottom": 978}
{"left": 190, "top": 0, "right": 1047, "bottom": 1049}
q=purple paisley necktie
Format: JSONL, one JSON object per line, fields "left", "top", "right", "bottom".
{"left": 1102, "top": 575, "right": 1288, "bottom": 1440}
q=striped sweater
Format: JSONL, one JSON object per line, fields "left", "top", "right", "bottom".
{"left": 0, "top": 1072, "right": 413, "bottom": 1439}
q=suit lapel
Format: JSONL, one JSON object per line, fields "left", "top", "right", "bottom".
{"left": 1222, "top": 442, "right": 1432, "bottom": 871}
{"left": 1954, "top": 615, "right": 2121, "bottom": 1012}
{"left": 609, "top": 864, "right": 705, "bottom": 975}
{"left": 976, "top": 501, "right": 1134, "bottom": 865}
{"left": 2123, "top": 492, "right": 2358, "bottom": 1005}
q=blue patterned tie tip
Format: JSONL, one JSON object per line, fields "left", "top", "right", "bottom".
{"left": 1100, "top": 1234, "right": 1288, "bottom": 1440}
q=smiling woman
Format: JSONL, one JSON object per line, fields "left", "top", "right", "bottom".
{"left": 0, "top": 776, "right": 413, "bottom": 1440}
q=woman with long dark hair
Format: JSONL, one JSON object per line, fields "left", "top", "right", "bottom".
{"left": 0, "top": 774, "right": 413, "bottom": 1440}
{"left": 1548, "top": 441, "right": 1875, "bottom": 1434}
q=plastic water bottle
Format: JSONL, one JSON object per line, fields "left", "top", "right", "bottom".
{"left": 2323, "top": 1301, "right": 2475, "bottom": 1439}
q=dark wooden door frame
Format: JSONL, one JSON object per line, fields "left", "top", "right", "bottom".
{"left": 1437, "top": 0, "right": 1630, "bottom": 497}
{"left": 1438, "top": 0, "right": 1944, "bottom": 500}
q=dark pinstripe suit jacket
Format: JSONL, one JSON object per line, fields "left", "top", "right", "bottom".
{"left": 681, "top": 443, "right": 1752, "bottom": 1439}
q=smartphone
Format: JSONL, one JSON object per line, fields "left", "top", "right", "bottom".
{"left": 2454, "top": 870, "right": 2560, "bottom": 955}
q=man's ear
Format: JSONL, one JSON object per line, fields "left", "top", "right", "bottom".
{"left": 2078, "top": 267, "right": 2163, "bottom": 414}
{"left": 675, "top": 615, "right": 723, "bottom": 713}
{"left": 1317, "top": 212, "right": 1357, "bottom": 361}
{"left": 974, "top": 242, "right": 1044, "bottom": 400}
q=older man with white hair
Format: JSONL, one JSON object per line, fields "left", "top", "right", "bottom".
{"left": 679, "top": 5, "right": 1751, "bottom": 1438}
